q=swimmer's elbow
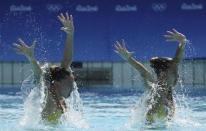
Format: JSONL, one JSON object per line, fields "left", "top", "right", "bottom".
{"left": 142, "top": 72, "right": 154, "bottom": 83}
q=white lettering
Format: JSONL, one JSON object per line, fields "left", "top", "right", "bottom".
{"left": 181, "top": 3, "right": 203, "bottom": 10}
{"left": 76, "top": 5, "right": 98, "bottom": 12}
{"left": 115, "top": 5, "right": 137, "bottom": 12}
{"left": 10, "top": 5, "right": 32, "bottom": 12}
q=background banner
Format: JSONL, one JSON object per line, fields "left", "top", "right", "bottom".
{"left": 0, "top": 0, "right": 205, "bottom": 62}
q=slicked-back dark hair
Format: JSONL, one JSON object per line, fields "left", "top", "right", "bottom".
{"left": 44, "top": 66, "right": 71, "bottom": 84}
{"left": 150, "top": 57, "right": 173, "bottom": 76}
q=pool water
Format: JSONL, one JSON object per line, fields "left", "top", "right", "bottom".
{"left": 0, "top": 87, "right": 206, "bottom": 131}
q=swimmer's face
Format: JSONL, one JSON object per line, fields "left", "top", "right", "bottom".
{"left": 54, "top": 74, "right": 74, "bottom": 98}
{"left": 159, "top": 71, "right": 167, "bottom": 77}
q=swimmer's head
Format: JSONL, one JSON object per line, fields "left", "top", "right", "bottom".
{"left": 44, "top": 66, "right": 71, "bottom": 83}
{"left": 44, "top": 66, "right": 74, "bottom": 98}
{"left": 150, "top": 57, "right": 173, "bottom": 76}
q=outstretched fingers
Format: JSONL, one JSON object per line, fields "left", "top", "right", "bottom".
{"left": 117, "top": 41, "right": 125, "bottom": 51}
{"left": 13, "top": 43, "right": 24, "bottom": 54}
{"left": 121, "top": 39, "right": 127, "bottom": 51}
{"left": 18, "top": 38, "right": 26, "bottom": 46}
{"left": 57, "top": 13, "right": 66, "bottom": 24}
{"left": 69, "top": 14, "right": 73, "bottom": 24}
{"left": 114, "top": 41, "right": 120, "bottom": 51}
{"left": 18, "top": 38, "right": 24, "bottom": 43}
{"left": 65, "top": 12, "right": 73, "bottom": 21}
{"left": 115, "top": 40, "right": 130, "bottom": 56}
{"left": 60, "top": 13, "right": 66, "bottom": 20}
{"left": 172, "top": 28, "right": 179, "bottom": 34}
{"left": 66, "top": 12, "right": 69, "bottom": 20}
{"left": 13, "top": 43, "right": 21, "bottom": 48}
{"left": 58, "top": 12, "right": 74, "bottom": 34}
{"left": 164, "top": 34, "right": 174, "bottom": 39}
{"left": 164, "top": 29, "right": 177, "bottom": 41}
{"left": 166, "top": 28, "right": 179, "bottom": 36}
{"left": 114, "top": 41, "right": 123, "bottom": 53}
{"left": 57, "top": 16, "right": 64, "bottom": 24}
{"left": 164, "top": 28, "right": 187, "bottom": 43}
{"left": 114, "top": 43, "right": 119, "bottom": 50}
{"left": 164, "top": 34, "right": 175, "bottom": 42}
{"left": 166, "top": 31, "right": 174, "bottom": 35}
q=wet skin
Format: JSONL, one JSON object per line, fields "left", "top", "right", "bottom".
{"left": 42, "top": 74, "right": 74, "bottom": 121}
{"left": 146, "top": 62, "right": 178, "bottom": 122}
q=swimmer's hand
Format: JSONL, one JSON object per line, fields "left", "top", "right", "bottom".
{"left": 114, "top": 40, "right": 134, "bottom": 60}
{"left": 13, "top": 39, "right": 36, "bottom": 59}
{"left": 58, "top": 12, "right": 74, "bottom": 34}
{"left": 13, "top": 39, "right": 42, "bottom": 81}
{"left": 164, "top": 28, "right": 187, "bottom": 44}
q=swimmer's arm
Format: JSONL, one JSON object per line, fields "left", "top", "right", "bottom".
{"left": 28, "top": 57, "right": 42, "bottom": 83}
{"left": 173, "top": 41, "right": 186, "bottom": 64}
{"left": 13, "top": 39, "right": 42, "bottom": 83}
{"left": 164, "top": 29, "right": 187, "bottom": 64}
{"left": 58, "top": 13, "right": 74, "bottom": 69}
{"left": 127, "top": 57, "right": 154, "bottom": 83}
{"left": 114, "top": 40, "right": 154, "bottom": 84}
{"left": 61, "top": 32, "right": 74, "bottom": 68}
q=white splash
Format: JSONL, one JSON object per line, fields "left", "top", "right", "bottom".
{"left": 60, "top": 82, "right": 89, "bottom": 129}
{"left": 125, "top": 78, "right": 199, "bottom": 130}
{"left": 19, "top": 64, "right": 87, "bottom": 129}
{"left": 19, "top": 71, "right": 46, "bottom": 128}
{"left": 125, "top": 92, "right": 148, "bottom": 129}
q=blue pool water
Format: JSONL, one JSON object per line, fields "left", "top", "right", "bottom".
{"left": 0, "top": 86, "right": 206, "bottom": 131}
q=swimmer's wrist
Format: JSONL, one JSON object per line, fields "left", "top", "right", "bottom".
{"left": 120, "top": 55, "right": 130, "bottom": 61}
{"left": 126, "top": 52, "right": 134, "bottom": 60}
{"left": 178, "top": 36, "right": 188, "bottom": 44}
{"left": 180, "top": 38, "right": 187, "bottom": 44}
{"left": 61, "top": 26, "right": 74, "bottom": 35}
{"left": 66, "top": 32, "right": 74, "bottom": 36}
{"left": 126, "top": 55, "right": 132, "bottom": 61}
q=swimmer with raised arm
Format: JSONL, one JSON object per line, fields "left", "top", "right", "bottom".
{"left": 13, "top": 13, "right": 75, "bottom": 122}
{"left": 114, "top": 29, "right": 188, "bottom": 123}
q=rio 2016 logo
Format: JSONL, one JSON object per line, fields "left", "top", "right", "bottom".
{"left": 46, "top": 4, "right": 62, "bottom": 12}
{"left": 152, "top": 3, "right": 167, "bottom": 12}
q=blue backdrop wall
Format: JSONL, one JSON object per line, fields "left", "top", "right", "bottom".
{"left": 0, "top": 0, "right": 205, "bottom": 62}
